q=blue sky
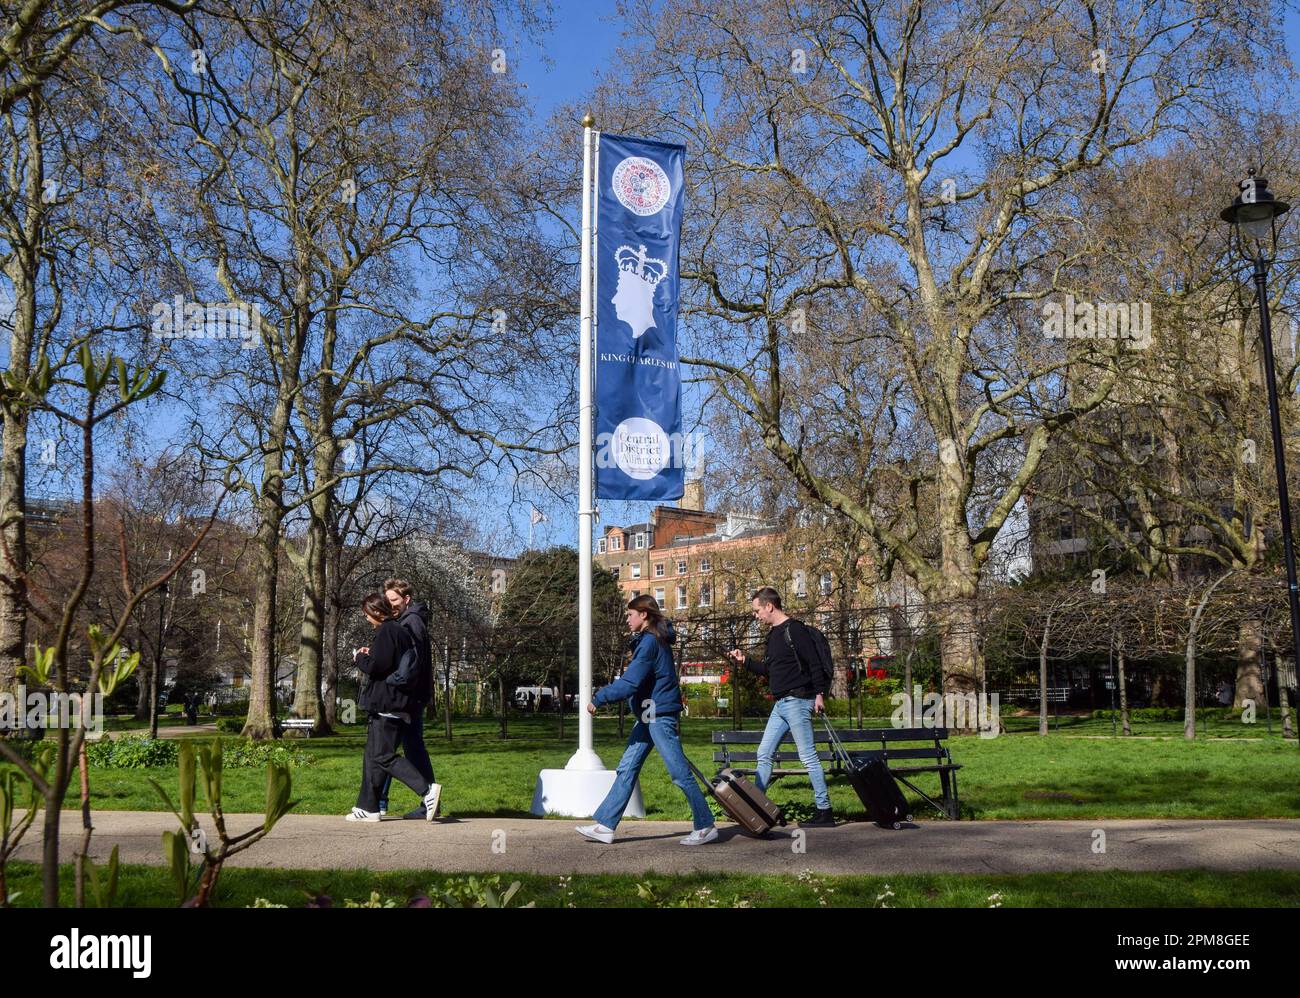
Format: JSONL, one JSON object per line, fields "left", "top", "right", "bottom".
{"left": 501, "top": 2, "right": 1300, "bottom": 553}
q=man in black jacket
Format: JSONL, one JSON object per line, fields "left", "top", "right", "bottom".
{"left": 728, "top": 587, "right": 834, "bottom": 826}
{"left": 378, "top": 578, "right": 438, "bottom": 819}
{"left": 350, "top": 593, "right": 440, "bottom": 822}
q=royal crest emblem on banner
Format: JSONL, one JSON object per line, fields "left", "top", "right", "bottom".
{"left": 611, "top": 156, "right": 671, "bottom": 216}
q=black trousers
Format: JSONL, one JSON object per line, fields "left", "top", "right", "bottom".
{"left": 357, "top": 714, "right": 429, "bottom": 812}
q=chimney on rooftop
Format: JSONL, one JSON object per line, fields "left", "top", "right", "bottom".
{"left": 680, "top": 478, "right": 704, "bottom": 511}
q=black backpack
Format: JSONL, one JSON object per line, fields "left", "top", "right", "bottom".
{"left": 385, "top": 645, "right": 420, "bottom": 695}
{"left": 782, "top": 619, "right": 835, "bottom": 696}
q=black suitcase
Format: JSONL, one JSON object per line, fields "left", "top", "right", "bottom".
{"left": 823, "top": 717, "right": 912, "bottom": 829}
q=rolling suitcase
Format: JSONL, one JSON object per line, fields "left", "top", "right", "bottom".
{"left": 687, "top": 759, "right": 783, "bottom": 836}
{"left": 823, "top": 717, "right": 912, "bottom": 829}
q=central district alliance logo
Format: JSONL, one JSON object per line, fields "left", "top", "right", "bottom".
{"left": 611, "top": 156, "right": 671, "bottom": 216}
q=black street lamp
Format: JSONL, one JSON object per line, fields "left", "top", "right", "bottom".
{"left": 1221, "top": 170, "right": 1296, "bottom": 748}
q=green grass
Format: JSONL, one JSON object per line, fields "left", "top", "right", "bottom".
{"left": 6, "top": 861, "right": 1299, "bottom": 907}
{"left": 48, "top": 714, "right": 1300, "bottom": 821}
{"left": 1001, "top": 710, "right": 1297, "bottom": 739}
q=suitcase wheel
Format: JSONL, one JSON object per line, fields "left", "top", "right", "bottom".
{"left": 891, "top": 821, "right": 902, "bottom": 830}
{"left": 905, "top": 814, "right": 913, "bottom": 823}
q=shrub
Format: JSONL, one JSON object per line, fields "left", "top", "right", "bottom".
{"left": 87, "top": 733, "right": 314, "bottom": 769}
{"left": 215, "top": 718, "right": 246, "bottom": 734}
{"left": 86, "top": 734, "right": 178, "bottom": 769}
{"left": 1091, "top": 706, "right": 1258, "bottom": 723}
{"left": 684, "top": 697, "right": 718, "bottom": 718}
{"left": 218, "top": 739, "right": 315, "bottom": 769}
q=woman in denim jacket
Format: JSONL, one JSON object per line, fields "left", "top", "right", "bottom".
{"left": 576, "top": 594, "right": 718, "bottom": 846}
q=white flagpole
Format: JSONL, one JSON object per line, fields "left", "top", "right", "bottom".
{"left": 531, "top": 114, "right": 641, "bottom": 816}
{"left": 568, "top": 111, "right": 602, "bottom": 771}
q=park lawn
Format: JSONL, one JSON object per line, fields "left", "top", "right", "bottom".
{"left": 54, "top": 715, "right": 1300, "bottom": 821}
{"left": 1000, "top": 711, "right": 1297, "bottom": 739}
{"left": 6, "top": 862, "right": 1300, "bottom": 907}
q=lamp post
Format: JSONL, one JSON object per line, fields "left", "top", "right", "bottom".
{"left": 1220, "top": 170, "right": 1297, "bottom": 749}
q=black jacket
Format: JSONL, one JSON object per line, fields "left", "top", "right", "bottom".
{"left": 397, "top": 600, "right": 433, "bottom": 704}
{"left": 743, "top": 618, "right": 826, "bottom": 699}
{"left": 356, "top": 619, "right": 417, "bottom": 716}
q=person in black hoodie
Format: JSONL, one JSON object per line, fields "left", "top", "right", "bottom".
{"left": 728, "top": 587, "right": 834, "bottom": 826}
{"left": 376, "top": 577, "right": 437, "bottom": 818}
{"left": 348, "top": 593, "right": 441, "bottom": 823}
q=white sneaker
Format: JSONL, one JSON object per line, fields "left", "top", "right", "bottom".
{"left": 378, "top": 807, "right": 387, "bottom": 816}
{"left": 679, "top": 826, "right": 719, "bottom": 846}
{"left": 346, "top": 807, "right": 380, "bottom": 822}
{"left": 576, "top": 823, "right": 615, "bottom": 844}
{"left": 424, "top": 783, "right": 442, "bottom": 822}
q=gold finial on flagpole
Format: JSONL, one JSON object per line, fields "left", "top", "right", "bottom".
{"left": 582, "top": 111, "right": 595, "bottom": 129}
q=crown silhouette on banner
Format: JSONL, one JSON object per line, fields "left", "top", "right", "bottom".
{"left": 615, "top": 244, "right": 667, "bottom": 287}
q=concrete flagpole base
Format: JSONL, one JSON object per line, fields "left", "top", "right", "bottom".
{"left": 531, "top": 750, "right": 645, "bottom": 818}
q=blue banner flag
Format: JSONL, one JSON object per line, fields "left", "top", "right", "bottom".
{"left": 594, "top": 133, "right": 686, "bottom": 501}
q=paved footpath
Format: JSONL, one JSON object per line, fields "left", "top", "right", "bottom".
{"left": 15, "top": 813, "right": 1300, "bottom": 876}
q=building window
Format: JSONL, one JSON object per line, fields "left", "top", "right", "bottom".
{"left": 610, "top": 566, "right": 620, "bottom": 580}
{"left": 724, "top": 581, "right": 736, "bottom": 603}
{"left": 597, "top": 538, "right": 606, "bottom": 554}
{"left": 654, "top": 562, "right": 665, "bottom": 577}
{"left": 631, "top": 563, "right": 641, "bottom": 579}
{"left": 631, "top": 590, "right": 640, "bottom": 598}
{"left": 677, "top": 559, "right": 687, "bottom": 575}
{"left": 635, "top": 533, "right": 645, "bottom": 549}
{"left": 611, "top": 535, "right": 622, "bottom": 551}
{"left": 820, "top": 572, "right": 833, "bottom": 595}
{"left": 699, "top": 583, "right": 711, "bottom": 607}
{"left": 654, "top": 587, "right": 665, "bottom": 609}
{"left": 676, "top": 585, "right": 688, "bottom": 609}
{"left": 700, "top": 557, "right": 712, "bottom": 572}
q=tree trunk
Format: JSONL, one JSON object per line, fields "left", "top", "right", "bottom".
{"left": 497, "top": 672, "right": 507, "bottom": 738}
{"left": 1279, "top": 656, "right": 1294, "bottom": 739}
{"left": 1233, "top": 618, "right": 1265, "bottom": 711}
{"left": 291, "top": 511, "right": 328, "bottom": 733}
{"left": 134, "top": 653, "right": 151, "bottom": 720}
{"left": 937, "top": 594, "right": 981, "bottom": 731}
{"left": 1118, "top": 647, "right": 1130, "bottom": 736}
{"left": 1038, "top": 611, "right": 1052, "bottom": 736}
{"left": 148, "top": 647, "right": 161, "bottom": 740}
{"left": 0, "top": 108, "right": 45, "bottom": 701}
{"left": 1185, "top": 573, "right": 1230, "bottom": 740}
{"left": 443, "top": 636, "right": 452, "bottom": 740}
{"left": 242, "top": 513, "right": 282, "bottom": 741}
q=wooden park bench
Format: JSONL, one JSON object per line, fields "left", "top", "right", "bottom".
{"left": 712, "top": 726, "right": 962, "bottom": 820}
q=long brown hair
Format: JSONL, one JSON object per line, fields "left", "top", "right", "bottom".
{"left": 628, "top": 594, "right": 672, "bottom": 649}
{"left": 362, "top": 592, "right": 394, "bottom": 621}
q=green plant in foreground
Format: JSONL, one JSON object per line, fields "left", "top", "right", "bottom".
{"left": 247, "top": 875, "right": 532, "bottom": 909}
{"left": 150, "top": 740, "right": 297, "bottom": 907}
{"left": 0, "top": 748, "right": 47, "bottom": 906}
{"left": 635, "top": 881, "right": 751, "bottom": 908}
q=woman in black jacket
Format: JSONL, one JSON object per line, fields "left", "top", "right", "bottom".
{"left": 349, "top": 593, "right": 441, "bottom": 822}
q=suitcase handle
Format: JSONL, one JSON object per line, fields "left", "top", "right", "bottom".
{"left": 685, "top": 757, "right": 717, "bottom": 796}
{"left": 821, "top": 714, "right": 853, "bottom": 766}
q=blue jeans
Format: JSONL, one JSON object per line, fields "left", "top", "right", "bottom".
{"left": 377, "top": 706, "right": 435, "bottom": 811}
{"left": 593, "top": 713, "right": 715, "bottom": 831}
{"left": 755, "top": 696, "right": 831, "bottom": 810}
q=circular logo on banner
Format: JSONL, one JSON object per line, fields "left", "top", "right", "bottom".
{"left": 611, "top": 157, "right": 671, "bottom": 216}
{"left": 612, "top": 417, "right": 671, "bottom": 480}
